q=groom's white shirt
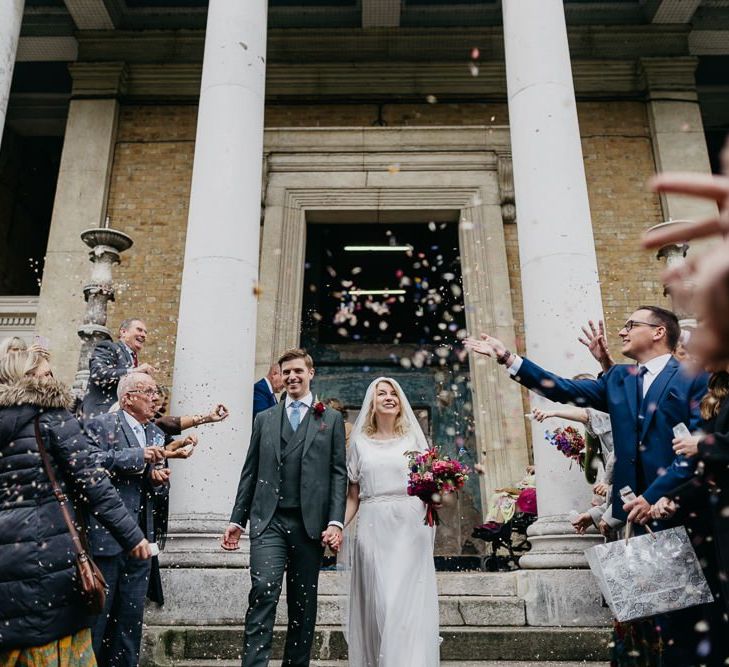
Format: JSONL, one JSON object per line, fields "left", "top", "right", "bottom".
{"left": 231, "top": 391, "right": 343, "bottom": 531}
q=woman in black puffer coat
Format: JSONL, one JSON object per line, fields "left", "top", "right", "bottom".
{"left": 0, "top": 350, "right": 150, "bottom": 663}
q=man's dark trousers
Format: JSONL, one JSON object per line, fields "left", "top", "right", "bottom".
{"left": 92, "top": 553, "right": 152, "bottom": 667}
{"left": 243, "top": 508, "right": 323, "bottom": 667}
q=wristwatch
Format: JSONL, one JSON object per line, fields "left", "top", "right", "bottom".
{"left": 496, "top": 349, "right": 512, "bottom": 365}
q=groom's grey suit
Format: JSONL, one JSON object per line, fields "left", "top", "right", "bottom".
{"left": 230, "top": 398, "right": 347, "bottom": 667}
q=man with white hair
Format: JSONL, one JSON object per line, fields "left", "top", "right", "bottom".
{"left": 85, "top": 372, "right": 169, "bottom": 667}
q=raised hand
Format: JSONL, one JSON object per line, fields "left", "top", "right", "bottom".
{"left": 207, "top": 404, "right": 230, "bottom": 423}
{"left": 463, "top": 333, "right": 506, "bottom": 360}
{"left": 577, "top": 319, "right": 614, "bottom": 372}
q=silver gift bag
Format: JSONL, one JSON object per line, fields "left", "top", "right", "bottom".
{"left": 584, "top": 525, "right": 714, "bottom": 622}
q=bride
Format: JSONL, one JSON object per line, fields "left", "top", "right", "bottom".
{"left": 343, "top": 377, "right": 440, "bottom": 666}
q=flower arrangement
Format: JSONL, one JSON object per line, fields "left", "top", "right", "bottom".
{"left": 405, "top": 447, "right": 470, "bottom": 526}
{"left": 544, "top": 425, "right": 585, "bottom": 469}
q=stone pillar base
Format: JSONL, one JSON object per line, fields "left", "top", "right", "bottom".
{"left": 162, "top": 517, "right": 250, "bottom": 568}
{"left": 518, "top": 515, "right": 603, "bottom": 570}
{"left": 517, "top": 569, "right": 613, "bottom": 626}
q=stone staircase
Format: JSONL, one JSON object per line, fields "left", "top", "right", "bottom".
{"left": 141, "top": 571, "right": 611, "bottom": 666}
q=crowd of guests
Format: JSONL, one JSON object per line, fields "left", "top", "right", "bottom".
{"left": 462, "top": 134, "right": 729, "bottom": 667}
{"left": 0, "top": 320, "right": 229, "bottom": 667}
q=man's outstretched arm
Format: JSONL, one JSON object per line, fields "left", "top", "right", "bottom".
{"left": 464, "top": 333, "right": 609, "bottom": 412}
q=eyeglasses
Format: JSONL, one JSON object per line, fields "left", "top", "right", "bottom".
{"left": 128, "top": 388, "right": 160, "bottom": 397}
{"left": 622, "top": 320, "right": 661, "bottom": 333}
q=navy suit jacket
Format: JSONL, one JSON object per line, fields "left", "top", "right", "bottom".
{"left": 252, "top": 378, "right": 277, "bottom": 422}
{"left": 84, "top": 410, "right": 168, "bottom": 557}
{"left": 513, "top": 356, "right": 708, "bottom": 522}
{"left": 81, "top": 341, "right": 134, "bottom": 420}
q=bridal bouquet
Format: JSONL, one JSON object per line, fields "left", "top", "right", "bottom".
{"left": 406, "top": 447, "right": 470, "bottom": 527}
{"left": 544, "top": 425, "right": 585, "bottom": 470}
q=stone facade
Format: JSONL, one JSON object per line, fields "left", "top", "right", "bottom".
{"left": 104, "top": 100, "right": 665, "bottom": 400}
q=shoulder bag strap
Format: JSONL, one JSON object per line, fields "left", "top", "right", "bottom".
{"left": 34, "top": 416, "right": 86, "bottom": 557}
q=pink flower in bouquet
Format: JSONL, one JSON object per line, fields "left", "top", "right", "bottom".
{"left": 405, "top": 446, "right": 471, "bottom": 526}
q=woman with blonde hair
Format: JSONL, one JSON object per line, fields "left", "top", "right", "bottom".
{"left": 0, "top": 350, "right": 151, "bottom": 665}
{"left": 343, "top": 377, "right": 439, "bottom": 666}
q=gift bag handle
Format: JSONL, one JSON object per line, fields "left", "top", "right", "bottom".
{"left": 624, "top": 520, "right": 656, "bottom": 544}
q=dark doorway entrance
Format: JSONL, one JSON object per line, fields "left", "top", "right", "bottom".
{"left": 300, "top": 216, "right": 482, "bottom": 559}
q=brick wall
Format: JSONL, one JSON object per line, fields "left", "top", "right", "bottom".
{"left": 105, "top": 101, "right": 665, "bottom": 388}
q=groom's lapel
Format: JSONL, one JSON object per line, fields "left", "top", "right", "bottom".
{"left": 271, "top": 400, "right": 286, "bottom": 464}
{"left": 302, "top": 407, "right": 320, "bottom": 459}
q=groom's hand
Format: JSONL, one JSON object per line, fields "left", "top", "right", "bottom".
{"left": 321, "top": 526, "right": 342, "bottom": 552}
{"left": 221, "top": 523, "right": 243, "bottom": 551}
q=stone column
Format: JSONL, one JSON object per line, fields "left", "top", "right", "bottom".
{"left": 503, "top": 0, "right": 612, "bottom": 626}
{"left": 35, "top": 98, "right": 119, "bottom": 384}
{"left": 502, "top": 1, "right": 608, "bottom": 624}
{"left": 168, "top": 0, "right": 268, "bottom": 560}
{"left": 0, "top": 0, "right": 23, "bottom": 150}
{"left": 642, "top": 58, "right": 720, "bottom": 224}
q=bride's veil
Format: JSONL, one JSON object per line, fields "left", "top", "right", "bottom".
{"left": 349, "top": 376, "right": 429, "bottom": 452}
{"left": 338, "top": 376, "right": 429, "bottom": 644}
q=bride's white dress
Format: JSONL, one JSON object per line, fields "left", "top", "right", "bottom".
{"left": 346, "top": 431, "right": 440, "bottom": 667}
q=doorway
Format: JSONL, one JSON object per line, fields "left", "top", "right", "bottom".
{"left": 300, "top": 214, "right": 481, "bottom": 558}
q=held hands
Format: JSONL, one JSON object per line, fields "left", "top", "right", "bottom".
{"left": 143, "top": 446, "right": 166, "bottom": 463}
{"left": 672, "top": 435, "right": 700, "bottom": 458}
{"left": 221, "top": 524, "right": 243, "bottom": 551}
{"left": 577, "top": 319, "right": 614, "bottom": 372}
{"left": 321, "top": 525, "right": 343, "bottom": 552}
{"left": 623, "top": 495, "right": 652, "bottom": 525}
{"left": 130, "top": 538, "right": 152, "bottom": 560}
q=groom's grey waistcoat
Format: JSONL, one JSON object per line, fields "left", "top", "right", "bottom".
{"left": 230, "top": 398, "right": 347, "bottom": 540}
{"left": 278, "top": 409, "right": 310, "bottom": 509}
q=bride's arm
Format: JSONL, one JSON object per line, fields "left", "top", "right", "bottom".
{"left": 344, "top": 482, "right": 360, "bottom": 528}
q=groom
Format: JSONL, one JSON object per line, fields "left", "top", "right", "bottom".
{"left": 222, "top": 348, "right": 347, "bottom": 667}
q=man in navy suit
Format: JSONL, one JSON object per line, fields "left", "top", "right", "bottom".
{"left": 466, "top": 305, "right": 709, "bottom": 664}
{"left": 252, "top": 363, "right": 283, "bottom": 422}
{"left": 86, "top": 371, "right": 169, "bottom": 667}
{"left": 81, "top": 318, "right": 157, "bottom": 420}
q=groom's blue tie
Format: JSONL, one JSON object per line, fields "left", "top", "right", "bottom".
{"left": 289, "top": 400, "right": 303, "bottom": 431}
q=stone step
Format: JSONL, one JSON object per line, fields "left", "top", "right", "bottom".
{"left": 142, "top": 625, "right": 612, "bottom": 664}
{"left": 172, "top": 661, "right": 609, "bottom": 666}
{"left": 146, "top": 570, "right": 523, "bottom": 627}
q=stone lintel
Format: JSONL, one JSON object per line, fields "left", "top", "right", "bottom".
{"left": 60, "top": 60, "right": 689, "bottom": 102}
{"left": 69, "top": 61, "right": 128, "bottom": 98}
{"left": 639, "top": 55, "right": 700, "bottom": 93}
{"left": 76, "top": 25, "right": 690, "bottom": 64}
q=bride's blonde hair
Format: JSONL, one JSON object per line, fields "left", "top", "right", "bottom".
{"left": 363, "top": 379, "right": 408, "bottom": 437}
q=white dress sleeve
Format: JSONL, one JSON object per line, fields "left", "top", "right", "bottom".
{"left": 347, "top": 438, "right": 360, "bottom": 483}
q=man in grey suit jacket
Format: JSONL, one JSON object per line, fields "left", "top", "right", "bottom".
{"left": 85, "top": 372, "right": 169, "bottom": 667}
{"left": 222, "top": 349, "right": 347, "bottom": 667}
{"left": 81, "top": 318, "right": 157, "bottom": 420}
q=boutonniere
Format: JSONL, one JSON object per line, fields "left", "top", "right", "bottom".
{"left": 312, "top": 399, "right": 326, "bottom": 419}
